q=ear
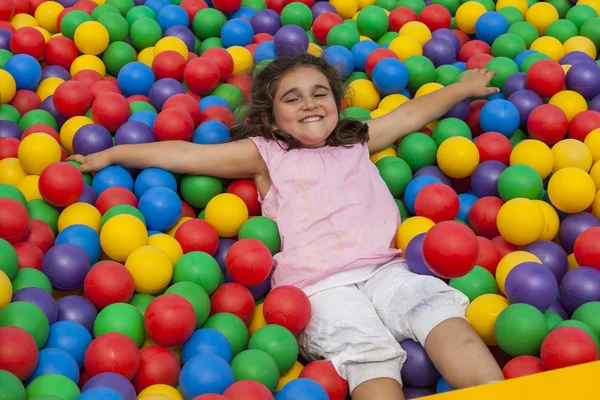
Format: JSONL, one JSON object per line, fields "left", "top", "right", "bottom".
{"left": 262, "top": 112, "right": 277, "bottom": 131}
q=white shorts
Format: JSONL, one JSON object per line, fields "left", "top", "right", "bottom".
{"left": 297, "top": 260, "right": 469, "bottom": 393}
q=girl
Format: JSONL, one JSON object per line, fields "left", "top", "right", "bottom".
{"left": 71, "top": 53, "right": 504, "bottom": 399}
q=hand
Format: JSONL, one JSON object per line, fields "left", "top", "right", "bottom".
{"left": 67, "top": 151, "right": 112, "bottom": 173}
{"left": 460, "top": 68, "right": 499, "bottom": 98}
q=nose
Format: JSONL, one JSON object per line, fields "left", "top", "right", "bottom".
{"left": 301, "top": 96, "right": 317, "bottom": 110}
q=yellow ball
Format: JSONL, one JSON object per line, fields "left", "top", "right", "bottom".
{"left": 548, "top": 167, "right": 596, "bottom": 214}
{"left": 388, "top": 36, "right": 422, "bottom": 61}
{"left": 58, "top": 202, "right": 102, "bottom": 233}
{"left": 0, "top": 158, "right": 27, "bottom": 186}
{"left": 70, "top": 54, "right": 106, "bottom": 77}
{"left": 148, "top": 233, "right": 183, "bottom": 265}
{"left": 398, "top": 21, "right": 432, "bottom": 47}
{"left": 564, "top": 36, "right": 597, "bottom": 59}
{"left": 359, "top": 35, "right": 372, "bottom": 41}
{"left": 138, "top": 395, "right": 173, "bottom": 400}
{"left": 370, "top": 146, "right": 397, "bottom": 164}
{"left": 567, "top": 252, "right": 580, "bottom": 271}
{"left": 562, "top": 64, "right": 572, "bottom": 75}
{"left": 204, "top": 193, "right": 249, "bottom": 238}
{"left": 437, "top": 136, "right": 480, "bottom": 178}
{"left": 552, "top": 138, "right": 593, "bottom": 172}
{"left": 92, "top": 0, "right": 106, "bottom": 4}
{"left": 530, "top": 36, "right": 564, "bottom": 62}
{"left": 18, "top": 133, "right": 62, "bottom": 175}
{"left": 369, "top": 108, "right": 390, "bottom": 119}
{"left": 358, "top": 0, "right": 376, "bottom": 9}
{"left": 379, "top": 94, "right": 409, "bottom": 110}
{"left": 497, "top": 198, "right": 545, "bottom": 246}
{"left": 455, "top": 2, "right": 487, "bottom": 34}
{"left": 166, "top": 216, "right": 193, "bottom": 237}
{"left": 125, "top": 246, "right": 173, "bottom": 294}
{"left": 277, "top": 361, "right": 305, "bottom": 391}
{"left": 248, "top": 302, "right": 267, "bottom": 336}
{"left": 100, "top": 214, "right": 149, "bottom": 261}
{"left": 74, "top": 21, "right": 109, "bottom": 55}
{"left": 344, "top": 79, "right": 380, "bottom": 111}
{"left": 138, "top": 47, "right": 156, "bottom": 68}
{"left": 549, "top": 91, "right": 587, "bottom": 122}
{"left": 415, "top": 82, "right": 443, "bottom": 98}
{"left": 396, "top": 216, "right": 435, "bottom": 253}
{"left": 592, "top": 190, "right": 600, "bottom": 219}
{"left": 591, "top": 160, "right": 600, "bottom": 190}
{"left": 585, "top": 128, "right": 600, "bottom": 163}
{"left": 466, "top": 293, "right": 510, "bottom": 345}
{"left": 496, "top": 251, "right": 542, "bottom": 294}
{"left": 11, "top": 14, "right": 39, "bottom": 30}
{"left": 532, "top": 200, "right": 560, "bottom": 241}
{"left": 0, "top": 270, "right": 12, "bottom": 310}
{"left": 36, "top": 77, "right": 64, "bottom": 102}
{"left": 330, "top": 0, "right": 359, "bottom": 19}
{"left": 0, "top": 69, "right": 17, "bottom": 104}
{"left": 60, "top": 116, "right": 93, "bottom": 154}
{"left": 15, "top": 175, "right": 41, "bottom": 202}
{"left": 34, "top": 1, "right": 64, "bottom": 33}
{"left": 155, "top": 37, "right": 189, "bottom": 61}
{"left": 138, "top": 385, "right": 183, "bottom": 400}
{"left": 526, "top": 3, "right": 559, "bottom": 35}
{"left": 226, "top": 46, "right": 254, "bottom": 75}
{"left": 510, "top": 139, "right": 554, "bottom": 179}
{"left": 496, "top": 0, "right": 528, "bottom": 14}
{"left": 578, "top": 0, "right": 600, "bottom": 15}
{"left": 307, "top": 43, "right": 323, "bottom": 57}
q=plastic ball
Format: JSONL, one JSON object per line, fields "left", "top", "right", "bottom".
{"left": 223, "top": 380, "right": 275, "bottom": 400}
{"left": 541, "top": 326, "right": 598, "bottom": 370}
{"left": 81, "top": 372, "right": 136, "bottom": 400}
{"left": 547, "top": 167, "right": 596, "bottom": 214}
{"left": 527, "top": 104, "right": 568, "bottom": 145}
{"left": 465, "top": 293, "right": 509, "bottom": 345}
{"left": 16, "top": 132, "right": 60, "bottom": 175}
{"left": 138, "top": 186, "right": 181, "bottom": 231}
{"left": 53, "top": 79, "right": 92, "bottom": 118}
{"left": 83, "top": 261, "right": 134, "bottom": 310}
{"left": 276, "top": 378, "right": 329, "bottom": 400}
{"left": 74, "top": 21, "right": 109, "bottom": 55}
{"left": 144, "top": 294, "right": 195, "bottom": 347}
{"left": 505, "top": 261, "right": 558, "bottom": 311}
{"left": 494, "top": 303, "right": 549, "bottom": 356}
{"left": 565, "top": 62, "right": 600, "bottom": 100}
{"left": 552, "top": 138, "right": 593, "bottom": 172}
{"left": 0, "top": 326, "right": 39, "bottom": 381}
{"left": 495, "top": 251, "right": 543, "bottom": 294}
{"left": 100, "top": 214, "right": 148, "bottom": 262}
{"left": 263, "top": 286, "right": 310, "bottom": 335}
{"left": 502, "top": 355, "right": 544, "bottom": 379}
{"left": 125, "top": 245, "right": 173, "bottom": 294}
{"left": 179, "top": 354, "right": 234, "bottom": 399}
{"left": 223, "top": 238, "right": 272, "bottom": 287}
{"left": 455, "top": 1, "right": 487, "bottom": 35}
{"left": 479, "top": 99, "right": 520, "bottom": 137}
{"left": 84, "top": 332, "right": 140, "bottom": 380}
{"left": 436, "top": 136, "right": 480, "bottom": 178}
{"left": 173, "top": 218, "right": 219, "bottom": 256}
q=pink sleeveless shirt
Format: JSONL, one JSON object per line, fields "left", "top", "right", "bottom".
{"left": 249, "top": 136, "right": 402, "bottom": 290}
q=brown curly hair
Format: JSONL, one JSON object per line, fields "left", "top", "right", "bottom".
{"left": 230, "top": 53, "right": 369, "bottom": 150}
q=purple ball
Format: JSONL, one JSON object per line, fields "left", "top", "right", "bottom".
{"left": 247, "top": 276, "right": 271, "bottom": 299}
{"left": 470, "top": 160, "right": 506, "bottom": 198}
{"left": 560, "top": 51, "right": 596, "bottom": 66}
{"left": 164, "top": 26, "right": 196, "bottom": 52}
{"left": 558, "top": 212, "right": 600, "bottom": 254}
{"left": 504, "top": 262, "right": 558, "bottom": 311}
{"left": 549, "top": 297, "right": 569, "bottom": 319}
{"left": 442, "top": 98, "right": 469, "bottom": 119}
{"left": 251, "top": 9, "right": 281, "bottom": 36}
{"left": 311, "top": 2, "right": 336, "bottom": 20}
{"left": 590, "top": 94, "right": 600, "bottom": 112}
{"left": 405, "top": 233, "right": 438, "bottom": 277}
{"left": 12, "top": 287, "right": 58, "bottom": 324}
{"left": 149, "top": 78, "right": 186, "bottom": 111}
{"left": 0, "top": 28, "right": 12, "bottom": 51}
{"left": 41, "top": 65, "right": 71, "bottom": 81}
{"left": 404, "top": 387, "right": 433, "bottom": 399}
{"left": 413, "top": 165, "right": 452, "bottom": 186}
{"left": 56, "top": 295, "right": 98, "bottom": 334}
{"left": 73, "top": 124, "right": 113, "bottom": 156}
{"left": 431, "top": 28, "right": 460, "bottom": 54}
{"left": 423, "top": 37, "right": 456, "bottom": 67}
{"left": 115, "top": 121, "right": 156, "bottom": 145}
{"left": 0, "top": 120, "right": 22, "bottom": 139}
{"left": 82, "top": 372, "right": 137, "bottom": 400}
{"left": 559, "top": 267, "right": 600, "bottom": 315}
{"left": 525, "top": 240, "right": 568, "bottom": 282}
{"left": 214, "top": 238, "right": 236, "bottom": 273}
{"left": 55, "top": 0, "right": 77, "bottom": 6}
{"left": 565, "top": 62, "right": 600, "bottom": 99}
{"left": 507, "top": 89, "right": 543, "bottom": 128}
{"left": 274, "top": 25, "right": 309, "bottom": 57}
{"left": 502, "top": 72, "right": 526, "bottom": 98}
{"left": 42, "top": 243, "right": 91, "bottom": 292}
{"left": 400, "top": 339, "right": 441, "bottom": 387}
{"left": 40, "top": 95, "right": 67, "bottom": 129}
{"left": 78, "top": 183, "right": 98, "bottom": 205}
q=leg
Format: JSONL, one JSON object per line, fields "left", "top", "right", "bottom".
{"left": 297, "top": 285, "right": 405, "bottom": 400}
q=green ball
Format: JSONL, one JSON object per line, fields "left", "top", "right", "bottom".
{"left": 125, "top": 6, "right": 156, "bottom": 25}
{"left": 230, "top": 349, "right": 280, "bottom": 391}
{"left": 0, "top": 238, "right": 18, "bottom": 280}
{"left": 193, "top": 8, "right": 227, "bottom": 39}
{"left": 375, "top": 156, "right": 413, "bottom": 198}
{"left": 519, "top": 53, "right": 552, "bottom": 72}
{"left": 343, "top": 19, "right": 357, "bottom": 29}
{"left": 340, "top": 106, "right": 371, "bottom": 121}
{"left": 194, "top": 35, "right": 202, "bottom": 55}
{"left": 211, "top": 84, "right": 244, "bottom": 110}
{"left": 11, "top": 268, "right": 52, "bottom": 294}
{"left": 395, "top": 198, "right": 410, "bottom": 221}
{"left": 431, "top": 117, "right": 472, "bottom": 146}
{"left": 242, "top": 0, "right": 266, "bottom": 10}
{"left": 129, "top": 101, "right": 156, "bottom": 114}
{"left": 306, "top": 29, "right": 318, "bottom": 44}
{"left": 357, "top": 6, "right": 389, "bottom": 40}
{"left": 26, "top": 374, "right": 80, "bottom": 400}
{"left": 432, "top": 0, "right": 461, "bottom": 15}
{"left": 280, "top": 3, "right": 312, "bottom": 30}
{"left": 572, "top": 302, "right": 600, "bottom": 340}
{"left": 494, "top": 303, "right": 549, "bottom": 356}
{"left": 545, "top": 19, "right": 579, "bottom": 43}
{"left": 198, "top": 37, "right": 223, "bottom": 54}
{"left": 19, "top": 110, "right": 56, "bottom": 131}
{"left": 94, "top": 303, "right": 145, "bottom": 347}
{"left": 237, "top": 216, "right": 281, "bottom": 255}
{"left": 553, "top": 320, "right": 600, "bottom": 358}
{"left": 546, "top": 0, "right": 573, "bottom": 18}
{"left": 0, "top": 184, "right": 26, "bottom": 208}
{"left": 435, "top": 65, "right": 461, "bottom": 86}
{"left": 0, "top": 370, "right": 25, "bottom": 400}
{"left": 65, "top": 161, "right": 92, "bottom": 185}
{"left": 101, "top": 204, "right": 146, "bottom": 230}
{"left": 166, "top": 282, "right": 211, "bottom": 329}
{"left": 449, "top": 266, "right": 498, "bottom": 302}
{"left": 103, "top": 41, "right": 137, "bottom": 76}
{"left": 491, "top": 32, "right": 527, "bottom": 59}
{"left": 106, "top": 0, "right": 135, "bottom": 16}
{"left": 377, "top": 31, "right": 398, "bottom": 46}
{"left": 91, "top": 4, "right": 121, "bottom": 21}
{"left": 129, "top": 293, "right": 155, "bottom": 315}
{"left": 0, "top": 49, "right": 12, "bottom": 69}
{"left": 544, "top": 309, "right": 564, "bottom": 330}
{"left": 173, "top": 251, "right": 222, "bottom": 295}
{"left": 326, "top": 24, "right": 360, "bottom": 50}
{"left": 130, "top": 17, "right": 163, "bottom": 50}
{"left": 498, "top": 164, "right": 543, "bottom": 201}
{"left": 581, "top": 17, "right": 600, "bottom": 49}
{"left": 404, "top": 55, "right": 436, "bottom": 91}
{"left": 397, "top": 0, "right": 426, "bottom": 14}
{"left": 376, "top": 0, "right": 399, "bottom": 11}
{"left": 566, "top": 4, "right": 598, "bottom": 30}
{"left": 98, "top": 13, "right": 129, "bottom": 43}
{"left": 497, "top": 6, "right": 524, "bottom": 26}
{"left": 485, "top": 56, "right": 519, "bottom": 90}
{"left": 472, "top": 0, "right": 495, "bottom": 11}
{"left": 506, "top": 23, "right": 538, "bottom": 49}
{"left": 0, "top": 302, "right": 49, "bottom": 349}
{"left": 28, "top": 199, "right": 60, "bottom": 235}
{"left": 397, "top": 132, "right": 437, "bottom": 172}
{"left": 248, "top": 324, "right": 299, "bottom": 374}
{"left": 204, "top": 313, "right": 249, "bottom": 356}
{"left": 0, "top": 104, "right": 20, "bottom": 123}
{"left": 180, "top": 175, "right": 223, "bottom": 209}
{"left": 346, "top": 71, "right": 370, "bottom": 84}
{"left": 509, "top": 128, "right": 529, "bottom": 147}
{"left": 60, "top": 10, "right": 92, "bottom": 40}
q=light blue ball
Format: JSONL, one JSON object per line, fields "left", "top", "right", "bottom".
{"left": 322, "top": 45, "right": 355, "bottom": 79}
{"left": 179, "top": 354, "right": 234, "bottom": 400}
{"left": 138, "top": 186, "right": 182, "bottom": 231}
{"left": 193, "top": 120, "right": 231, "bottom": 144}
{"left": 56, "top": 224, "right": 102, "bottom": 264}
{"left": 118, "top": 62, "right": 156, "bottom": 97}
{"left": 45, "top": 321, "right": 93, "bottom": 368}
{"left": 4, "top": 54, "right": 42, "bottom": 91}
{"left": 457, "top": 193, "right": 479, "bottom": 222}
{"left": 128, "top": 110, "right": 158, "bottom": 129}
{"left": 275, "top": 378, "right": 329, "bottom": 400}
{"left": 475, "top": 12, "right": 509, "bottom": 45}
{"left": 372, "top": 58, "right": 409, "bottom": 95}
{"left": 134, "top": 167, "right": 177, "bottom": 198}
{"left": 479, "top": 99, "right": 520, "bottom": 137}
{"left": 254, "top": 41, "right": 277, "bottom": 64}
{"left": 221, "top": 18, "right": 254, "bottom": 48}
{"left": 91, "top": 166, "right": 134, "bottom": 195}
{"left": 351, "top": 40, "right": 379, "bottom": 72}
{"left": 78, "top": 387, "right": 125, "bottom": 400}
{"left": 27, "top": 348, "right": 80, "bottom": 385}
{"left": 181, "top": 328, "right": 233, "bottom": 364}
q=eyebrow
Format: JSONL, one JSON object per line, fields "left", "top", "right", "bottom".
{"left": 279, "top": 84, "right": 330, "bottom": 100}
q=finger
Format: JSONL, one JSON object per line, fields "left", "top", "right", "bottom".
{"left": 67, "top": 154, "right": 85, "bottom": 163}
{"left": 78, "top": 162, "right": 96, "bottom": 173}
{"left": 487, "top": 87, "right": 500, "bottom": 95}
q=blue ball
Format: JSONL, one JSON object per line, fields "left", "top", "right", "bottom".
{"left": 457, "top": 193, "right": 479, "bottom": 222}
{"left": 514, "top": 49, "right": 538, "bottom": 68}
{"left": 475, "top": 12, "right": 508, "bottom": 45}
{"left": 138, "top": 186, "right": 182, "bottom": 231}
{"left": 148, "top": 230, "right": 163, "bottom": 236}
{"left": 55, "top": 224, "right": 102, "bottom": 264}
{"left": 453, "top": 61, "right": 466, "bottom": 71}
{"left": 351, "top": 40, "right": 379, "bottom": 72}
{"left": 91, "top": 166, "right": 134, "bottom": 195}
{"left": 254, "top": 41, "right": 277, "bottom": 64}
{"left": 118, "top": 62, "right": 155, "bottom": 97}
{"left": 78, "top": 387, "right": 125, "bottom": 400}
{"left": 179, "top": 354, "right": 235, "bottom": 400}
{"left": 193, "top": 120, "right": 231, "bottom": 144}
{"left": 181, "top": 328, "right": 233, "bottom": 364}
{"left": 479, "top": 99, "right": 520, "bottom": 137}
{"left": 404, "top": 175, "right": 443, "bottom": 214}
{"left": 275, "top": 378, "right": 329, "bottom": 400}
{"left": 27, "top": 348, "right": 80, "bottom": 385}
{"left": 487, "top": 92, "right": 505, "bottom": 101}
{"left": 372, "top": 58, "right": 409, "bottom": 95}
{"left": 436, "top": 376, "right": 454, "bottom": 393}
{"left": 231, "top": 6, "right": 256, "bottom": 20}
{"left": 144, "top": 0, "right": 170, "bottom": 15}
{"left": 221, "top": 18, "right": 254, "bottom": 48}
{"left": 199, "top": 96, "right": 230, "bottom": 111}
{"left": 4, "top": 54, "right": 42, "bottom": 91}
{"left": 45, "top": 321, "right": 92, "bottom": 368}
{"left": 322, "top": 45, "right": 354, "bottom": 79}
{"left": 134, "top": 167, "right": 177, "bottom": 198}
{"left": 129, "top": 110, "right": 158, "bottom": 128}
{"left": 157, "top": 4, "right": 190, "bottom": 31}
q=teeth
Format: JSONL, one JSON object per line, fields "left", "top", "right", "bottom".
{"left": 301, "top": 116, "right": 322, "bottom": 122}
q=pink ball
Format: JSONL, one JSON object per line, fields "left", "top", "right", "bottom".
{"left": 263, "top": 285, "right": 311, "bottom": 334}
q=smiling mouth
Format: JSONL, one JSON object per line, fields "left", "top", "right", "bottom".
{"left": 300, "top": 116, "right": 323, "bottom": 123}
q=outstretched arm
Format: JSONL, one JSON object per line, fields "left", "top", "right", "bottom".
{"left": 366, "top": 68, "right": 498, "bottom": 153}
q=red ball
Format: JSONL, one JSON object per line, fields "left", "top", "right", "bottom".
{"left": 574, "top": 226, "right": 600, "bottom": 271}
{"left": 73, "top": 70, "right": 104, "bottom": 89}
{"left": 14, "top": 242, "right": 43, "bottom": 270}
{"left": 194, "top": 396, "right": 227, "bottom": 400}
{"left": 465, "top": 53, "right": 493, "bottom": 70}
{"left": 0, "top": 0, "right": 15, "bottom": 21}
{"left": 127, "top": 95, "right": 149, "bottom": 103}
{"left": 474, "top": 131, "right": 512, "bottom": 165}
{"left": 29, "top": 0, "right": 47, "bottom": 14}
{"left": 388, "top": 7, "right": 418, "bottom": 32}
{"left": 152, "top": 50, "right": 187, "bottom": 81}
{"left": 9, "top": 90, "right": 41, "bottom": 116}
{"left": 527, "top": 104, "right": 568, "bottom": 145}
{"left": 154, "top": 108, "right": 195, "bottom": 141}
{"left": 89, "top": 80, "right": 121, "bottom": 102}
{"left": 56, "top": 7, "right": 72, "bottom": 31}
{"left": 180, "top": 200, "right": 196, "bottom": 219}
{"left": 225, "top": 238, "right": 273, "bottom": 286}
{"left": 526, "top": 59, "right": 565, "bottom": 98}
{"left": 132, "top": 345, "right": 181, "bottom": 393}
{"left": 38, "top": 162, "right": 84, "bottom": 207}
{"left": 144, "top": 294, "right": 196, "bottom": 347}
{"left": 265, "top": 0, "right": 285, "bottom": 13}
{"left": 95, "top": 186, "right": 138, "bottom": 215}
{"left": 174, "top": 218, "right": 219, "bottom": 255}
{"left": 540, "top": 326, "right": 598, "bottom": 370}
{"left": 180, "top": 0, "right": 208, "bottom": 22}
{"left": 212, "top": 0, "right": 241, "bottom": 13}
{"left": 475, "top": 236, "right": 500, "bottom": 275}
{"left": 458, "top": 40, "right": 491, "bottom": 63}
{"left": 163, "top": 93, "right": 203, "bottom": 127}
{"left": 227, "top": 73, "right": 252, "bottom": 99}
{"left": 184, "top": 57, "right": 221, "bottom": 95}
{"left": 200, "top": 105, "right": 235, "bottom": 127}
{"left": 0, "top": 21, "right": 15, "bottom": 33}
{"left": 201, "top": 48, "right": 234, "bottom": 83}
{"left": 0, "top": 197, "right": 29, "bottom": 244}
{"left": 83, "top": 261, "right": 135, "bottom": 309}
{"left": 365, "top": 48, "right": 397, "bottom": 77}
{"left": 210, "top": 282, "right": 255, "bottom": 324}
{"left": 449, "top": 176, "right": 471, "bottom": 194}
{"left": 452, "top": 29, "right": 470, "bottom": 49}
{"left": 0, "top": 137, "right": 19, "bottom": 160}
{"left": 84, "top": 332, "right": 141, "bottom": 380}
{"left": 312, "top": 12, "right": 343, "bottom": 44}
{"left": 227, "top": 179, "right": 260, "bottom": 216}
{"left": 253, "top": 33, "right": 273, "bottom": 44}
{"left": 53, "top": 80, "right": 93, "bottom": 118}
{"left": 0, "top": 326, "right": 38, "bottom": 381}
{"left": 414, "top": 183, "right": 459, "bottom": 222}
{"left": 223, "top": 380, "right": 274, "bottom": 400}
{"left": 568, "top": 110, "right": 600, "bottom": 141}
{"left": 263, "top": 285, "right": 311, "bottom": 334}
{"left": 244, "top": 43, "right": 259, "bottom": 56}
{"left": 22, "top": 124, "right": 60, "bottom": 143}
{"left": 73, "top": 0, "right": 97, "bottom": 13}
{"left": 491, "top": 235, "right": 523, "bottom": 258}
{"left": 467, "top": 196, "right": 503, "bottom": 239}
{"left": 10, "top": 26, "right": 45, "bottom": 59}
{"left": 14, "top": 0, "right": 27, "bottom": 14}
{"left": 419, "top": 4, "right": 451, "bottom": 31}
{"left": 502, "top": 355, "right": 544, "bottom": 379}
{"left": 422, "top": 221, "right": 479, "bottom": 278}
{"left": 299, "top": 361, "right": 348, "bottom": 400}
{"left": 91, "top": 92, "right": 130, "bottom": 132}
{"left": 23, "top": 219, "right": 55, "bottom": 253}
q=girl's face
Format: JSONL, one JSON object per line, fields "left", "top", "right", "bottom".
{"left": 271, "top": 66, "right": 339, "bottom": 148}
